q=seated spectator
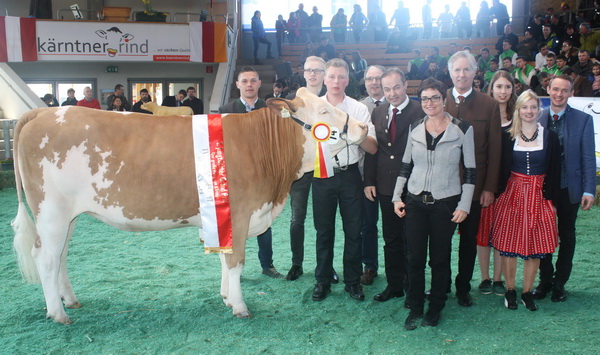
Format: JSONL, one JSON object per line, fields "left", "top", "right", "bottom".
{"left": 514, "top": 80, "right": 530, "bottom": 96}
{"left": 560, "top": 39, "right": 580, "bottom": 67}
{"left": 445, "top": 42, "right": 458, "bottom": 63}
{"left": 499, "top": 40, "right": 518, "bottom": 65}
{"left": 473, "top": 75, "right": 485, "bottom": 92}
{"left": 478, "top": 48, "right": 493, "bottom": 74}
{"left": 337, "top": 51, "right": 352, "bottom": 67}
{"left": 502, "top": 57, "right": 516, "bottom": 74}
{"left": 555, "top": 55, "right": 570, "bottom": 74}
{"left": 386, "top": 28, "right": 403, "bottom": 53}
{"left": 563, "top": 67, "right": 593, "bottom": 97}
{"left": 350, "top": 51, "right": 368, "bottom": 81}
{"left": 288, "top": 64, "right": 307, "bottom": 88}
{"left": 534, "top": 71, "right": 551, "bottom": 96}
{"left": 514, "top": 56, "right": 538, "bottom": 87}
{"left": 579, "top": 23, "right": 600, "bottom": 58}
{"left": 407, "top": 49, "right": 424, "bottom": 80}
{"left": 562, "top": 24, "right": 581, "bottom": 48}
{"left": 428, "top": 47, "right": 446, "bottom": 68}
{"left": 484, "top": 57, "right": 500, "bottom": 84}
{"left": 526, "top": 14, "right": 544, "bottom": 42}
{"left": 61, "top": 88, "right": 78, "bottom": 106}
{"left": 541, "top": 24, "right": 560, "bottom": 53}
{"left": 535, "top": 43, "right": 554, "bottom": 70}
{"left": 315, "top": 36, "right": 336, "bottom": 61}
{"left": 495, "top": 23, "right": 519, "bottom": 55}
{"left": 549, "top": 14, "right": 566, "bottom": 42}
{"left": 42, "top": 93, "right": 59, "bottom": 107}
{"left": 265, "top": 82, "right": 285, "bottom": 99}
{"left": 422, "top": 61, "right": 443, "bottom": 81}
{"left": 573, "top": 49, "right": 595, "bottom": 78}
{"left": 541, "top": 53, "right": 560, "bottom": 76}
{"left": 300, "top": 41, "right": 315, "bottom": 63}
{"left": 593, "top": 63, "right": 600, "bottom": 96}
{"left": 516, "top": 30, "right": 538, "bottom": 61}
{"left": 107, "top": 96, "right": 126, "bottom": 111}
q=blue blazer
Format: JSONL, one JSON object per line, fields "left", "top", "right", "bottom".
{"left": 540, "top": 105, "right": 596, "bottom": 204}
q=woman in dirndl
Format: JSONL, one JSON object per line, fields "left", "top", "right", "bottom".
{"left": 491, "top": 90, "right": 560, "bottom": 311}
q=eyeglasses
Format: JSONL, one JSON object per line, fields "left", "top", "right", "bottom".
{"left": 420, "top": 95, "right": 442, "bottom": 103}
{"left": 365, "top": 76, "right": 381, "bottom": 82}
{"left": 304, "top": 68, "right": 324, "bottom": 74}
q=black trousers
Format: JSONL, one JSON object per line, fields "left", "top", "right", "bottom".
{"left": 405, "top": 194, "right": 458, "bottom": 314}
{"left": 454, "top": 201, "right": 482, "bottom": 294}
{"left": 539, "top": 188, "right": 580, "bottom": 286}
{"left": 253, "top": 37, "right": 272, "bottom": 59}
{"left": 289, "top": 172, "right": 312, "bottom": 266}
{"left": 312, "top": 165, "right": 363, "bottom": 286}
{"left": 379, "top": 194, "right": 407, "bottom": 292}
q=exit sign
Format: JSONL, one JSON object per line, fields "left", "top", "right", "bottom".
{"left": 106, "top": 65, "right": 119, "bottom": 73}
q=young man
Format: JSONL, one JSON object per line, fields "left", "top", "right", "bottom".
{"left": 61, "top": 88, "right": 78, "bottom": 106}
{"left": 311, "top": 58, "right": 377, "bottom": 302}
{"left": 556, "top": 55, "right": 570, "bottom": 75}
{"left": 541, "top": 24, "right": 560, "bottom": 53}
{"left": 77, "top": 86, "right": 101, "bottom": 109}
{"left": 182, "top": 86, "right": 204, "bottom": 114}
{"left": 484, "top": 58, "right": 499, "bottom": 84}
{"left": 499, "top": 40, "right": 517, "bottom": 65}
{"left": 541, "top": 53, "right": 560, "bottom": 76}
{"left": 132, "top": 88, "right": 153, "bottom": 114}
{"left": 502, "top": 57, "right": 516, "bottom": 74}
{"left": 265, "top": 82, "right": 284, "bottom": 99}
{"left": 363, "top": 67, "right": 424, "bottom": 304}
{"left": 477, "top": 48, "right": 493, "bottom": 74}
{"left": 218, "top": 67, "right": 283, "bottom": 279}
{"left": 572, "top": 49, "right": 595, "bottom": 78}
{"left": 535, "top": 71, "right": 551, "bottom": 96}
{"left": 515, "top": 56, "right": 537, "bottom": 86}
{"left": 535, "top": 43, "right": 554, "bottom": 71}
{"left": 535, "top": 75, "right": 596, "bottom": 302}
{"left": 162, "top": 89, "right": 187, "bottom": 107}
{"left": 445, "top": 51, "right": 502, "bottom": 307}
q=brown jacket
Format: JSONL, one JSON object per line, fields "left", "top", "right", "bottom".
{"left": 445, "top": 89, "right": 501, "bottom": 200}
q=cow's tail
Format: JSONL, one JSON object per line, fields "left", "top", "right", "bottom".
{"left": 11, "top": 110, "right": 40, "bottom": 283}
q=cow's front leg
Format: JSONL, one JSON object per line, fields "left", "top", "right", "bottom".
{"left": 219, "top": 253, "right": 229, "bottom": 304}
{"left": 227, "top": 258, "right": 249, "bottom": 318}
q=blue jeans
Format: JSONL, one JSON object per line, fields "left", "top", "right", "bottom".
{"left": 289, "top": 172, "right": 312, "bottom": 266}
{"left": 361, "top": 195, "right": 379, "bottom": 272}
{"left": 257, "top": 228, "right": 273, "bottom": 269}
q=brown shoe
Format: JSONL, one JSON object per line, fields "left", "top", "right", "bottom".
{"left": 360, "top": 269, "right": 377, "bottom": 285}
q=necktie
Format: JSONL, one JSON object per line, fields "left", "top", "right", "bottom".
{"left": 458, "top": 95, "right": 465, "bottom": 103}
{"left": 245, "top": 103, "right": 253, "bottom": 112}
{"left": 390, "top": 108, "right": 398, "bottom": 143}
{"left": 553, "top": 114, "right": 559, "bottom": 121}
{"left": 375, "top": 100, "right": 381, "bottom": 107}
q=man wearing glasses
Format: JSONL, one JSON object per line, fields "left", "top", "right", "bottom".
{"left": 285, "top": 56, "right": 330, "bottom": 281}
{"left": 364, "top": 67, "right": 424, "bottom": 303}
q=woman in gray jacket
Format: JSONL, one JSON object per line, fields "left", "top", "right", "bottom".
{"left": 393, "top": 78, "right": 476, "bottom": 330}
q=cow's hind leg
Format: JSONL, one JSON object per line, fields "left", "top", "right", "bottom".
{"left": 59, "top": 218, "right": 80, "bottom": 309}
{"left": 33, "top": 216, "right": 73, "bottom": 324}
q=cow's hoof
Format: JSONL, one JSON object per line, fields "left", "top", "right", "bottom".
{"left": 48, "top": 313, "right": 72, "bottom": 325}
{"left": 222, "top": 297, "right": 233, "bottom": 308}
{"left": 66, "top": 302, "right": 82, "bottom": 309}
{"left": 234, "top": 310, "right": 252, "bottom": 318}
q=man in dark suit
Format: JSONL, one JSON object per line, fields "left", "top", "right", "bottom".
{"left": 265, "top": 82, "right": 284, "bottom": 100}
{"left": 364, "top": 67, "right": 424, "bottom": 302}
{"left": 445, "top": 51, "right": 502, "bottom": 307}
{"left": 131, "top": 89, "right": 153, "bottom": 114}
{"left": 534, "top": 74, "right": 596, "bottom": 302}
{"left": 162, "top": 89, "right": 187, "bottom": 107}
{"left": 218, "top": 67, "right": 282, "bottom": 279}
{"left": 183, "top": 86, "right": 204, "bottom": 114}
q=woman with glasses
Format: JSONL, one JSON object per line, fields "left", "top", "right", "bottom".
{"left": 491, "top": 90, "right": 560, "bottom": 311}
{"left": 393, "top": 78, "right": 476, "bottom": 330}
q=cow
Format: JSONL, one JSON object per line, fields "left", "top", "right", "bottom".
{"left": 141, "top": 101, "right": 193, "bottom": 116}
{"left": 11, "top": 87, "right": 368, "bottom": 324}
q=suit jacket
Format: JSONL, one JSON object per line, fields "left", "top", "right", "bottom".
{"left": 162, "top": 95, "right": 182, "bottom": 107}
{"left": 359, "top": 96, "right": 385, "bottom": 115}
{"left": 445, "top": 89, "right": 502, "bottom": 200}
{"left": 132, "top": 101, "right": 152, "bottom": 114}
{"left": 218, "top": 98, "right": 267, "bottom": 114}
{"left": 540, "top": 105, "right": 596, "bottom": 204}
{"left": 183, "top": 97, "right": 204, "bottom": 114}
{"left": 364, "top": 99, "right": 424, "bottom": 196}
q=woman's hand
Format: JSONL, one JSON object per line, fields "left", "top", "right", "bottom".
{"left": 394, "top": 201, "right": 406, "bottom": 218}
{"left": 451, "top": 209, "right": 468, "bottom": 223}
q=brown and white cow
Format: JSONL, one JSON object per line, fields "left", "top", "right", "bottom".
{"left": 11, "top": 87, "right": 367, "bottom": 324}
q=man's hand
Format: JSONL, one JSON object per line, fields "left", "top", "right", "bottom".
{"left": 581, "top": 195, "right": 595, "bottom": 211}
{"left": 394, "top": 201, "right": 406, "bottom": 218}
{"left": 364, "top": 186, "right": 377, "bottom": 202}
{"left": 451, "top": 210, "right": 468, "bottom": 223}
{"left": 480, "top": 190, "right": 495, "bottom": 208}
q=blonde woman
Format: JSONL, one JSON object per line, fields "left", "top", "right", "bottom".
{"left": 491, "top": 90, "right": 560, "bottom": 311}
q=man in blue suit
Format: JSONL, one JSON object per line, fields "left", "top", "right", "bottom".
{"left": 534, "top": 74, "right": 596, "bottom": 302}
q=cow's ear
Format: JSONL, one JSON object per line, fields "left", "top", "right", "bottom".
{"left": 267, "top": 97, "right": 300, "bottom": 116}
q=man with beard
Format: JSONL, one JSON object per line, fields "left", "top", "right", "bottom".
{"left": 132, "top": 88, "right": 153, "bottom": 114}
{"left": 183, "top": 86, "right": 204, "bottom": 114}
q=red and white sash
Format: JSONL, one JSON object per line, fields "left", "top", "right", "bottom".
{"left": 192, "top": 114, "right": 233, "bottom": 254}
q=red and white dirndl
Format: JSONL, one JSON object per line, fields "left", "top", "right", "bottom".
{"left": 476, "top": 202, "right": 496, "bottom": 247}
{"left": 491, "top": 172, "right": 558, "bottom": 259}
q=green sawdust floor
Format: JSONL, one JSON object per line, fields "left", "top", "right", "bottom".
{"left": 1, "top": 187, "right": 599, "bottom": 354}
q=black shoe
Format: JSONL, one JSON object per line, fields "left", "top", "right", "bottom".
{"left": 456, "top": 292, "right": 473, "bottom": 307}
{"left": 521, "top": 292, "right": 539, "bottom": 311}
{"left": 262, "top": 265, "right": 284, "bottom": 279}
{"left": 532, "top": 282, "right": 553, "bottom": 300}
{"left": 312, "top": 284, "right": 331, "bottom": 301}
{"left": 374, "top": 287, "right": 404, "bottom": 302}
{"left": 504, "top": 289, "right": 518, "bottom": 310}
{"left": 360, "top": 269, "right": 377, "bottom": 285}
{"left": 422, "top": 310, "right": 441, "bottom": 327}
{"left": 266, "top": 52, "right": 274, "bottom": 59}
{"left": 344, "top": 284, "right": 365, "bottom": 301}
{"left": 331, "top": 269, "right": 339, "bottom": 284}
{"left": 404, "top": 312, "right": 423, "bottom": 331}
{"left": 286, "top": 265, "right": 303, "bottom": 281}
{"left": 551, "top": 284, "right": 567, "bottom": 302}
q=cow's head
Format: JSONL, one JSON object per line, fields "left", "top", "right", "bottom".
{"left": 267, "top": 87, "right": 368, "bottom": 174}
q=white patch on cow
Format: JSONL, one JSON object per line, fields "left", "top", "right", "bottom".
{"left": 227, "top": 262, "right": 248, "bottom": 316}
{"left": 39, "top": 135, "right": 49, "bottom": 149}
{"left": 247, "top": 198, "right": 287, "bottom": 237}
{"left": 115, "top": 111, "right": 133, "bottom": 115}
{"left": 85, "top": 125, "right": 90, "bottom": 130}
{"left": 36, "top": 140, "right": 202, "bottom": 231}
{"left": 54, "top": 106, "right": 70, "bottom": 124}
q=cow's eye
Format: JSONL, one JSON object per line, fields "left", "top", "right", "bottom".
{"left": 319, "top": 109, "right": 328, "bottom": 115}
